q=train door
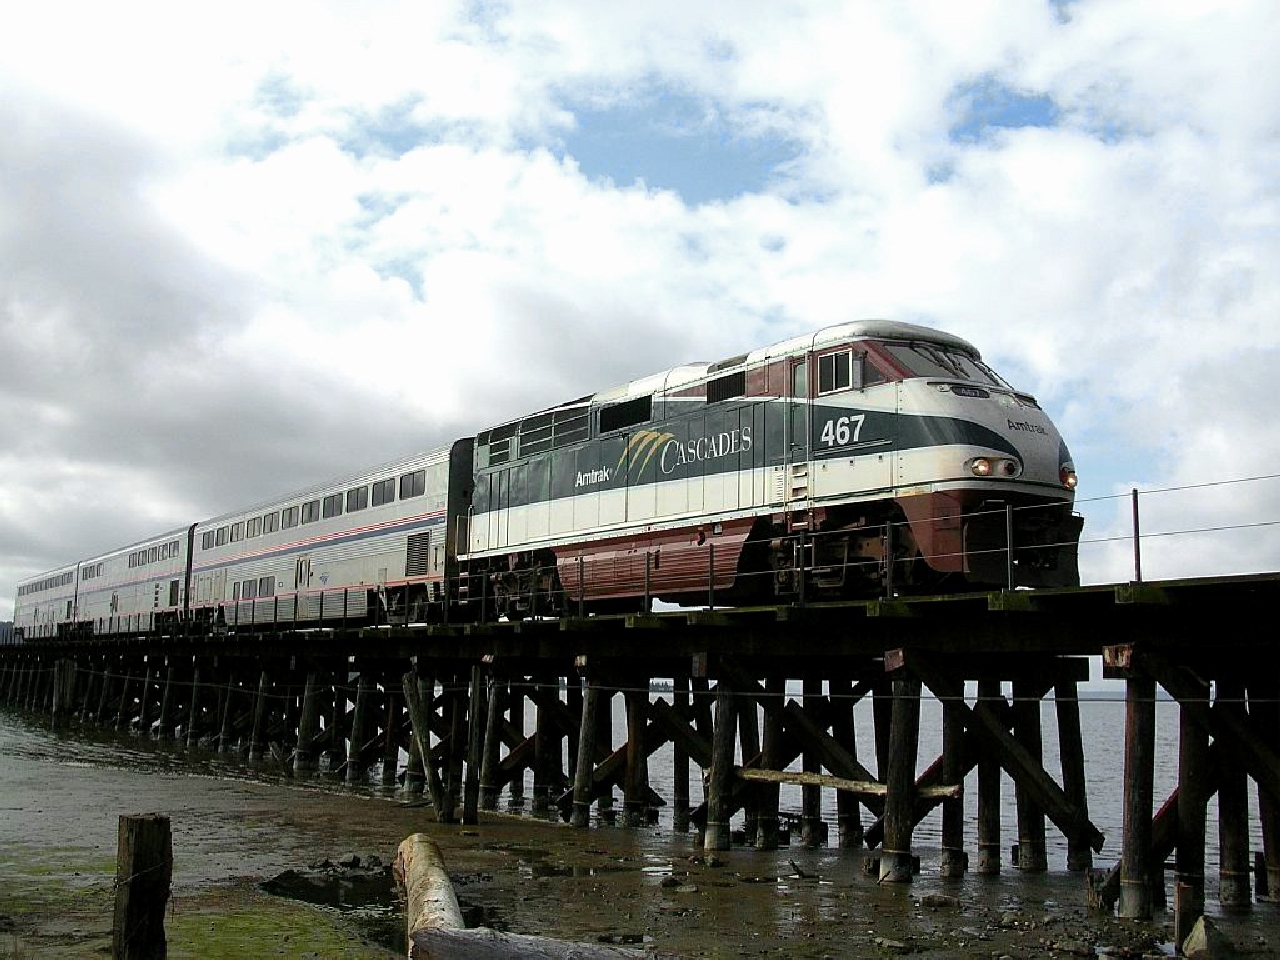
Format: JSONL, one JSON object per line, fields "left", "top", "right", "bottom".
{"left": 295, "top": 555, "right": 311, "bottom": 591}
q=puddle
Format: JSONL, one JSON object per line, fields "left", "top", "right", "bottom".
{"left": 260, "top": 867, "right": 404, "bottom": 953}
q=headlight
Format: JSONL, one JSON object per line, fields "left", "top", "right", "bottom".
{"left": 1060, "top": 465, "right": 1078, "bottom": 490}
{"left": 967, "top": 457, "right": 1021, "bottom": 479}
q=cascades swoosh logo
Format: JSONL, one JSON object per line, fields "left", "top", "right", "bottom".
{"left": 620, "top": 430, "right": 675, "bottom": 477}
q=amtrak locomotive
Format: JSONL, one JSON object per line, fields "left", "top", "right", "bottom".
{"left": 13, "top": 320, "right": 1082, "bottom": 639}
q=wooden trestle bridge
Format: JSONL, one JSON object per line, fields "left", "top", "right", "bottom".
{"left": 3, "top": 572, "right": 1280, "bottom": 945}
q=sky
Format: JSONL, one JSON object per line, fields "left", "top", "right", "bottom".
{"left": 2, "top": 0, "right": 1279, "bottom": 620}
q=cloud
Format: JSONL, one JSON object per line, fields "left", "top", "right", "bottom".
{"left": 2, "top": 1, "right": 1278, "bottom": 618}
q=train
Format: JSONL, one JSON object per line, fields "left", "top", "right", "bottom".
{"left": 13, "top": 319, "right": 1083, "bottom": 640}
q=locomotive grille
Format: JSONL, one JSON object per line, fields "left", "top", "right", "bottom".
{"left": 405, "top": 532, "right": 432, "bottom": 577}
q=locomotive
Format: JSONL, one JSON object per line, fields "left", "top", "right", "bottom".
{"left": 13, "top": 320, "right": 1082, "bottom": 640}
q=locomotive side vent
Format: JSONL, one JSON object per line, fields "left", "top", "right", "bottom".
{"left": 405, "top": 532, "right": 432, "bottom": 577}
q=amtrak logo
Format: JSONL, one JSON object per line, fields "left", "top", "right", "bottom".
{"left": 575, "top": 466, "right": 613, "bottom": 488}
{"left": 621, "top": 430, "right": 675, "bottom": 477}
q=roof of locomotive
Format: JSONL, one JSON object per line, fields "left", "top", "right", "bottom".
{"left": 594, "top": 319, "right": 979, "bottom": 404}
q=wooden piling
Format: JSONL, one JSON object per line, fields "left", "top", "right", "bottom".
{"left": 381, "top": 687, "right": 401, "bottom": 788}
{"left": 975, "top": 678, "right": 1002, "bottom": 875}
{"left": 801, "top": 677, "right": 823, "bottom": 849}
{"left": 623, "top": 687, "right": 647, "bottom": 827}
{"left": 1011, "top": 678, "right": 1048, "bottom": 872}
{"left": 293, "top": 670, "right": 322, "bottom": 774}
{"left": 1250, "top": 678, "right": 1280, "bottom": 902}
{"left": 737, "top": 682, "right": 761, "bottom": 843}
{"left": 1175, "top": 676, "right": 1211, "bottom": 947}
{"left": 112, "top": 813, "right": 172, "bottom": 960}
{"left": 1119, "top": 673, "right": 1156, "bottom": 920}
{"left": 1054, "top": 678, "right": 1092, "bottom": 871}
{"left": 879, "top": 676, "right": 921, "bottom": 883}
{"left": 480, "top": 675, "right": 505, "bottom": 810}
{"left": 673, "top": 675, "right": 691, "bottom": 832}
{"left": 1217, "top": 678, "right": 1252, "bottom": 909}
{"left": 755, "top": 674, "right": 784, "bottom": 850}
{"left": 571, "top": 679, "right": 603, "bottom": 828}
{"left": 507, "top": 682, "right": 527, "bottom": 809}
{"left": 155, "top": 665, "right": 176, "bottom": 741}
{"left": 829, "top": 677, "right": 863, "bottom": 849}
{"left": 463, "top": 665, "right": 484, "bottom": 825}
{"left": 938, "top": 676, "right": 967, "bottom": 878}
{"left": 345, "top": 672, "right": 373, "bottom": 784}
{"left": 704, "top": 678, "right": 736, "bottom": 851}
{"left": 247, "top": 670, "right": 271, "bottom": 763}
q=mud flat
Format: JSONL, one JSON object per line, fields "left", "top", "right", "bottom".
{"left": 1, "top": 714, "right": 1274, "bottom": 958}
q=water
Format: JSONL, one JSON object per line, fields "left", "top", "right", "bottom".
{"left": 0, "top": 685, "right": 1268, "bottom": 892}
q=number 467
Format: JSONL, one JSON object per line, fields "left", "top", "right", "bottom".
{"left": 820, "top": 415, "right": 865, "bottom": 447}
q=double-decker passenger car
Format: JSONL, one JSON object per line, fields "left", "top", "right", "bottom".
{"left": 12, "top": 320, "right": 1082, "bottom": 639}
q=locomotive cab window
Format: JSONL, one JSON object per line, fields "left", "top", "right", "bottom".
{"left": 818, "top": 350, "right": 852, "bottom": 394}
{"left": 818, "top": 349, "right": 884, "bottom": 394}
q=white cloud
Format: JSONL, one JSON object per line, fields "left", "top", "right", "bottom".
{"left": 2, "top": 0, "right": 1278, "bottom": 618}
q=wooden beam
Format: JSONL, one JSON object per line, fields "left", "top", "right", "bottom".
{"left": 904, "top": 650, "right": 1105, "bottom": 853}
{"left": 737, "top": 768, "right": 959, "bottom": 799}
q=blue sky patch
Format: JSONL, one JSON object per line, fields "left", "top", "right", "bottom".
{"left": 949, "top": 75, "right": 1058, "bottom": 144}
{"left": 558, "top": 93, "right": 801, "bottom": 205}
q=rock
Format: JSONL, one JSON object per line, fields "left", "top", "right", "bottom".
{"left": 1053, "top": 939, "right": 1093, "bottom": 956}
{"left": 1182, "top": 916, "right": 1238, "bottom": 958}
{"left": 918, "top": 893, "right": 960, "bottom": 910}
{"left": 337, "top": 853, "right": 361, "bottom": 868}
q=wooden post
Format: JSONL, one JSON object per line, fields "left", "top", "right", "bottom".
{"left": 480, "top": 675, "right": 505, "bottom": 810}
{"left": 1011, "top": 678, "right": 1048, "bottom": 872}
{"left": 938, "top": 676, "right": 967, "bottom": 878}
{"left": 442, "top": 676, "right": 465, "bottom": 819}
{"left": 404, "top": 731, "right": 426, "bottom": 796}
{"left": 1175, "top": 676, "right": 1211, "bottom": 947}
{"left": 344, "top": 673, "right": 373, "bottom": 784}
{"left": 463, "top": 665, "right": 484, "bottom": 824}
{"left": 136, "top": 666, "right": 155, "bottom": 738}
{"left": 1217, "top": 678, "right": 1252, "bottom": 909}
{"left": 673, "top": 676, "right": 691, "bottom": 832}
{"left": 737, "top": 680, "right": 762, "bottom": 843}
{"left": 112, "top": 814, "right": 172, "bottom": 960}
{"left": 879, "top": 676, "right": 921, "bottom": 883}
{"left": 381, "top": 687, "right": 401, "bottom": 787}
{"left": 247, "top": 670, "right": 271, "bottom": 763}
{"left": 155, "top": 665, "right": 176, "bottom": 741}
{"left": 801, "top": 677, "right": 824, "bottom": 849}
{"left": 829, "top": 677, "right": 863, "bottom": 849}
{"left": 217, "top": 670, "right": 238, "bottom": 753}
{"left": 294, "top": 670, "right": 322, "bottom": 775}
{"left": 1055, "top": 678, "right": 1092, "bottom": 871}
{"left": 872, "top": 676, "right": 892, "bottom": 783}
{"left": 531, "top": 675, "right": 560, "bottom": 817}
{"left": 571, "top": 679, "right": 603, "bottom": 828}
{"left": 79, "top": 659, "right": 99, "bottom": 721}
{"left": 704, "top": 678, "right": 736, "bottom": 851}
{"left": 1250, "top": 678, "right": 1280, "bottom": 902}
{"left": 595, "top": 689, "right": 616, "bottom": 822}
{"left": 1119, "top": 673, "right": 1156, "bottom": 920}
{"left": 116, "top": 667, "right": 135, "bottom": 732}
{"left": 623, "top": 687, "right": 648, "bottom": 827}
{"left": 507, "top": 681, "right": 527, "bottom": 809}
{"left": 184, "top": 662, "right": 203, "bottom": 747}
{"left": 755, "top": 674, "right": 784, "bottom": 850}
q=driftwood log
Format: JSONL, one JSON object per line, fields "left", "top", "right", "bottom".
{"left": 393, "top": 833, "right": 660, "bottom": 959}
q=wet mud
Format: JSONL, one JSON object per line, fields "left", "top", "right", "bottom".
{"left": 1, "top": 714, "right": 1276, "bottom": 958}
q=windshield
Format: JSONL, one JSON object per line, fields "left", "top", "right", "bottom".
{"left": 881, "top": 341, "right": 1011, "bottom": 389}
